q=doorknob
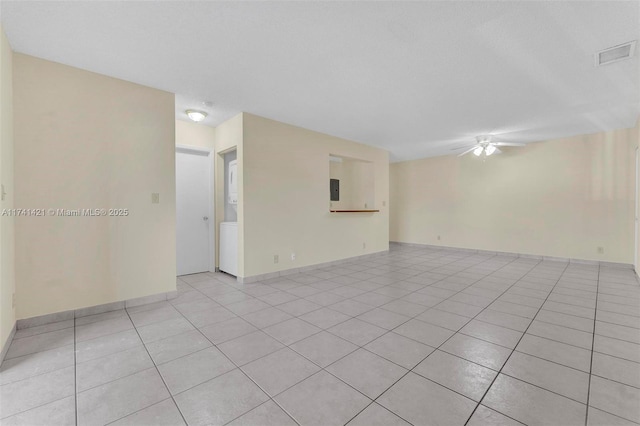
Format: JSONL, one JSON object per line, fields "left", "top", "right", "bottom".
{"left": 203, "top": 216, "right": 209, "bottom": 221}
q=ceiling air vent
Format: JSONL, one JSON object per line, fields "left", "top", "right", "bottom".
{"left": 595, "top": 41, "right": 636, "bottom": 66}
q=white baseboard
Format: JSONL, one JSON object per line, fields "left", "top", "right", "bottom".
{"left": 237, "top": 250, "right": 390, "bottom": 283}
{"left": 15, "top": 290, "right": 178, "bottom": 330}
{"left": 0, "top": 322, "right": 16, "bottom": 364}
{"left": 389, "top": 241, "right": 634, "bottom": 269}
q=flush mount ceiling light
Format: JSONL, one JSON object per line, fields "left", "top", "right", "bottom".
{"left": 595, "top": 41, "right": 636, "bottom": 66}
{"left": 186, "top": 110, "right": 208, "bottom": 122}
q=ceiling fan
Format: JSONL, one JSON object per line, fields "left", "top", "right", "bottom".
{"left": 452, "top": 135, "right": 526, "bottom": 157}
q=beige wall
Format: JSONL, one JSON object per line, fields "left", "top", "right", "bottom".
{"left": 213, "top": 113, "right": 243, "bottom": 271}
{"left": 391, "top": 124, "right": 639, "bottom": 264}
{"left": 242, "top": 113, "right": 389, "bottom": 278}
{"left": 176, "top": 119, "right": 215, "bottom": 150}
{"left": 14, "top": 54, "right": 176, "bottom": 319}
{"left": 0, "top": 26, "right": 15, "bottom": 351}
{"left": 349, "top": 160, "right": 375, "bottom": 209}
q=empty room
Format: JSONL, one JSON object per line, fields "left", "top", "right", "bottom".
{"left": 0, "top": 1, "right": 639, "bottom": 425}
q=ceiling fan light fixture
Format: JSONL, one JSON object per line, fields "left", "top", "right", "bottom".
{"left": 186, "top": 110, "right": 207, "bottom": 122}
{"left": 485, "top": 144, "right": 497, "bottom": 156}
{"left": 473, "top": 146, "right": 484, "bottom": 156}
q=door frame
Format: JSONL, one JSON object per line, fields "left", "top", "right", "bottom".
{"left": 635, "top": 147, "right": 639, "bottom": 274}
{"left": 176, "top": 145, "right": 216, "bottom": 273}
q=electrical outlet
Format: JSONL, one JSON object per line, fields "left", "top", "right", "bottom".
{"left": 363, "top": 242, "right": 366, "bottom": 249}
{"left": 382, "top": 201, "right": 386, "bottom": 207}
{"left": 364, "top": 203, "right": 368, "bottom": 208}
{"left": 274, "top": 255, "right": 279, "bottom": 264}
{"left": 291, "top": 253, "right": 296, "bottom": 261}
{"left": 597, "top": 247, "right": 604, "bottom": 254}
{"left": 151, "top": 193, "right": 160, "bottom": 204}
{"left": 437, "top": 235, "right": 441, "bottom": 240}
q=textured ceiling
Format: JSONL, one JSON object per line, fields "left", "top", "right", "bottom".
{"left": 2, "top": 1, "right": 639, "bottom": 161}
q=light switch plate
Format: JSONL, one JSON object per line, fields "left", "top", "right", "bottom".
{"left": 151, "top": 193, "right": 160, "bottom": 204}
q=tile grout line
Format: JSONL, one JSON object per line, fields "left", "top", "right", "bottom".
{"left": 584, "top": 262, "right": 601, "bottom": 426}
{"left": 0, "top": 345, "right": 75, "bottom": 386}
{"left": 463, "top": 261, "right": 572, "bottom": 425}
{"left": 269, "top": 254, "right": 556, "bottom": 337}
{"left": 504, "top": 348, "right": 589, "bottom": 375}
{"left": 69, "top": 299, "right": 624, "bottom": 419}
{"left": 393, "top": 258, "right": 552, "bottom": 421}
{"left": 102, "top": 397, "right": 176, "bottom": 426}
{"left": 188, "top": 256, "right": 479, "bottom": 422}
{"left": 416, "top": 281, "right": 638, "bottom": 379}
{"left": 266, "top": 251, "right": 500, "bottom": 426}
{"left": 158, "top": 297, "right": 302, "bottom": 426}
{"left": 340, "top": 254, "right": 534, "bottom": 425}
{"left": 588, "top": 321, "right": 640, "bottom": 339}
{"left": 493, "top": 371, "right": 590, "bottom": 406}
{"left": 3, "top": 250, "right": 634, "bottom": 424}
{"left": 225, "top": 250, "right": 485, "bottom": 357}
{"left": 317, "top": 252, "right": 508, "bottom": 367}
{"left": 0, "top": 346, "right": 77, "bottom": 420}
{"left": 117, "top": 308, "right": 190, "bottom": 426}
{"left": 171, "top": 258, "right": 640, "bottom": 417}
{"left": 75, "top": 366, "right": 158, "bottom": 398}
{"left": 11, "top": 323, "right": 76, "bottom": 341}
{"left": 507, "top": 329, "right": 591, "bottom": 351}
{"left": 475, "top": 310, "right": 583, "bottom": 334}
{"left": 0, "top": 260, "right": 596, "bottom": 420}
{"left": 179, "top": 248, "right": 490, "bottom": 425}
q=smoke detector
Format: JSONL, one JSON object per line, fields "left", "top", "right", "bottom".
{"left": 595, "top": 41, "right": 636, "bottom": 66}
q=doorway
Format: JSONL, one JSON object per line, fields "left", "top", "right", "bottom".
{"left": 176, "top": 146, "right": 214, "bottom": 276}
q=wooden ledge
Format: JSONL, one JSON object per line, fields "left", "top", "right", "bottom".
{"left": 329, "top": 209, "right": 380, "bottom": 213}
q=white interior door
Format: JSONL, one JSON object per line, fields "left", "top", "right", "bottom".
{"left": 176, "top": 148, "right": 211, "bottom": 276}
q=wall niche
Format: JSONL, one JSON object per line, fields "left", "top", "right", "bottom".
{"left": 329, "top": 155, "right": 377, "bottom": 212}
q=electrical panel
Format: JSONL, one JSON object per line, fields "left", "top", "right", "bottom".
{"left": 330, "top": 179, "right": 339, "bottom": 201}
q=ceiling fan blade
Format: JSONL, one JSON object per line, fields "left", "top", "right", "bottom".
{"left": 494, "top": 142, "right": 526, "bottom": 147}
{"left": 457, "top": 146, "right": 478, "bottom": 157}
{"left": 494, "top": 147, "right": 503, "bottom": 155}
{"left": 450, "top": 145, "right": 474, "bottom": 151}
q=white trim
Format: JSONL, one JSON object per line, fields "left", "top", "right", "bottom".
{"left": 1, "top": 322, "right": 16, "bottom": 364}
{"left": 635, "top": 147, "right": 639, "bottom": 273}
{"left": 175, "top": 145, "right": 216, "bottom": 273}
{"left": 389, "top": 241, "right": 634, "bottom": 268}
{"left": 237, "top": 250, "right": 390, "bottom": 283}
{"left": 15, "top": 290, "right": 178, "bottom": 330}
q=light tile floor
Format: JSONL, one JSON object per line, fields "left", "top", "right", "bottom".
{"left": 1, "top": 244, "right": 640, "bottom": 425}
